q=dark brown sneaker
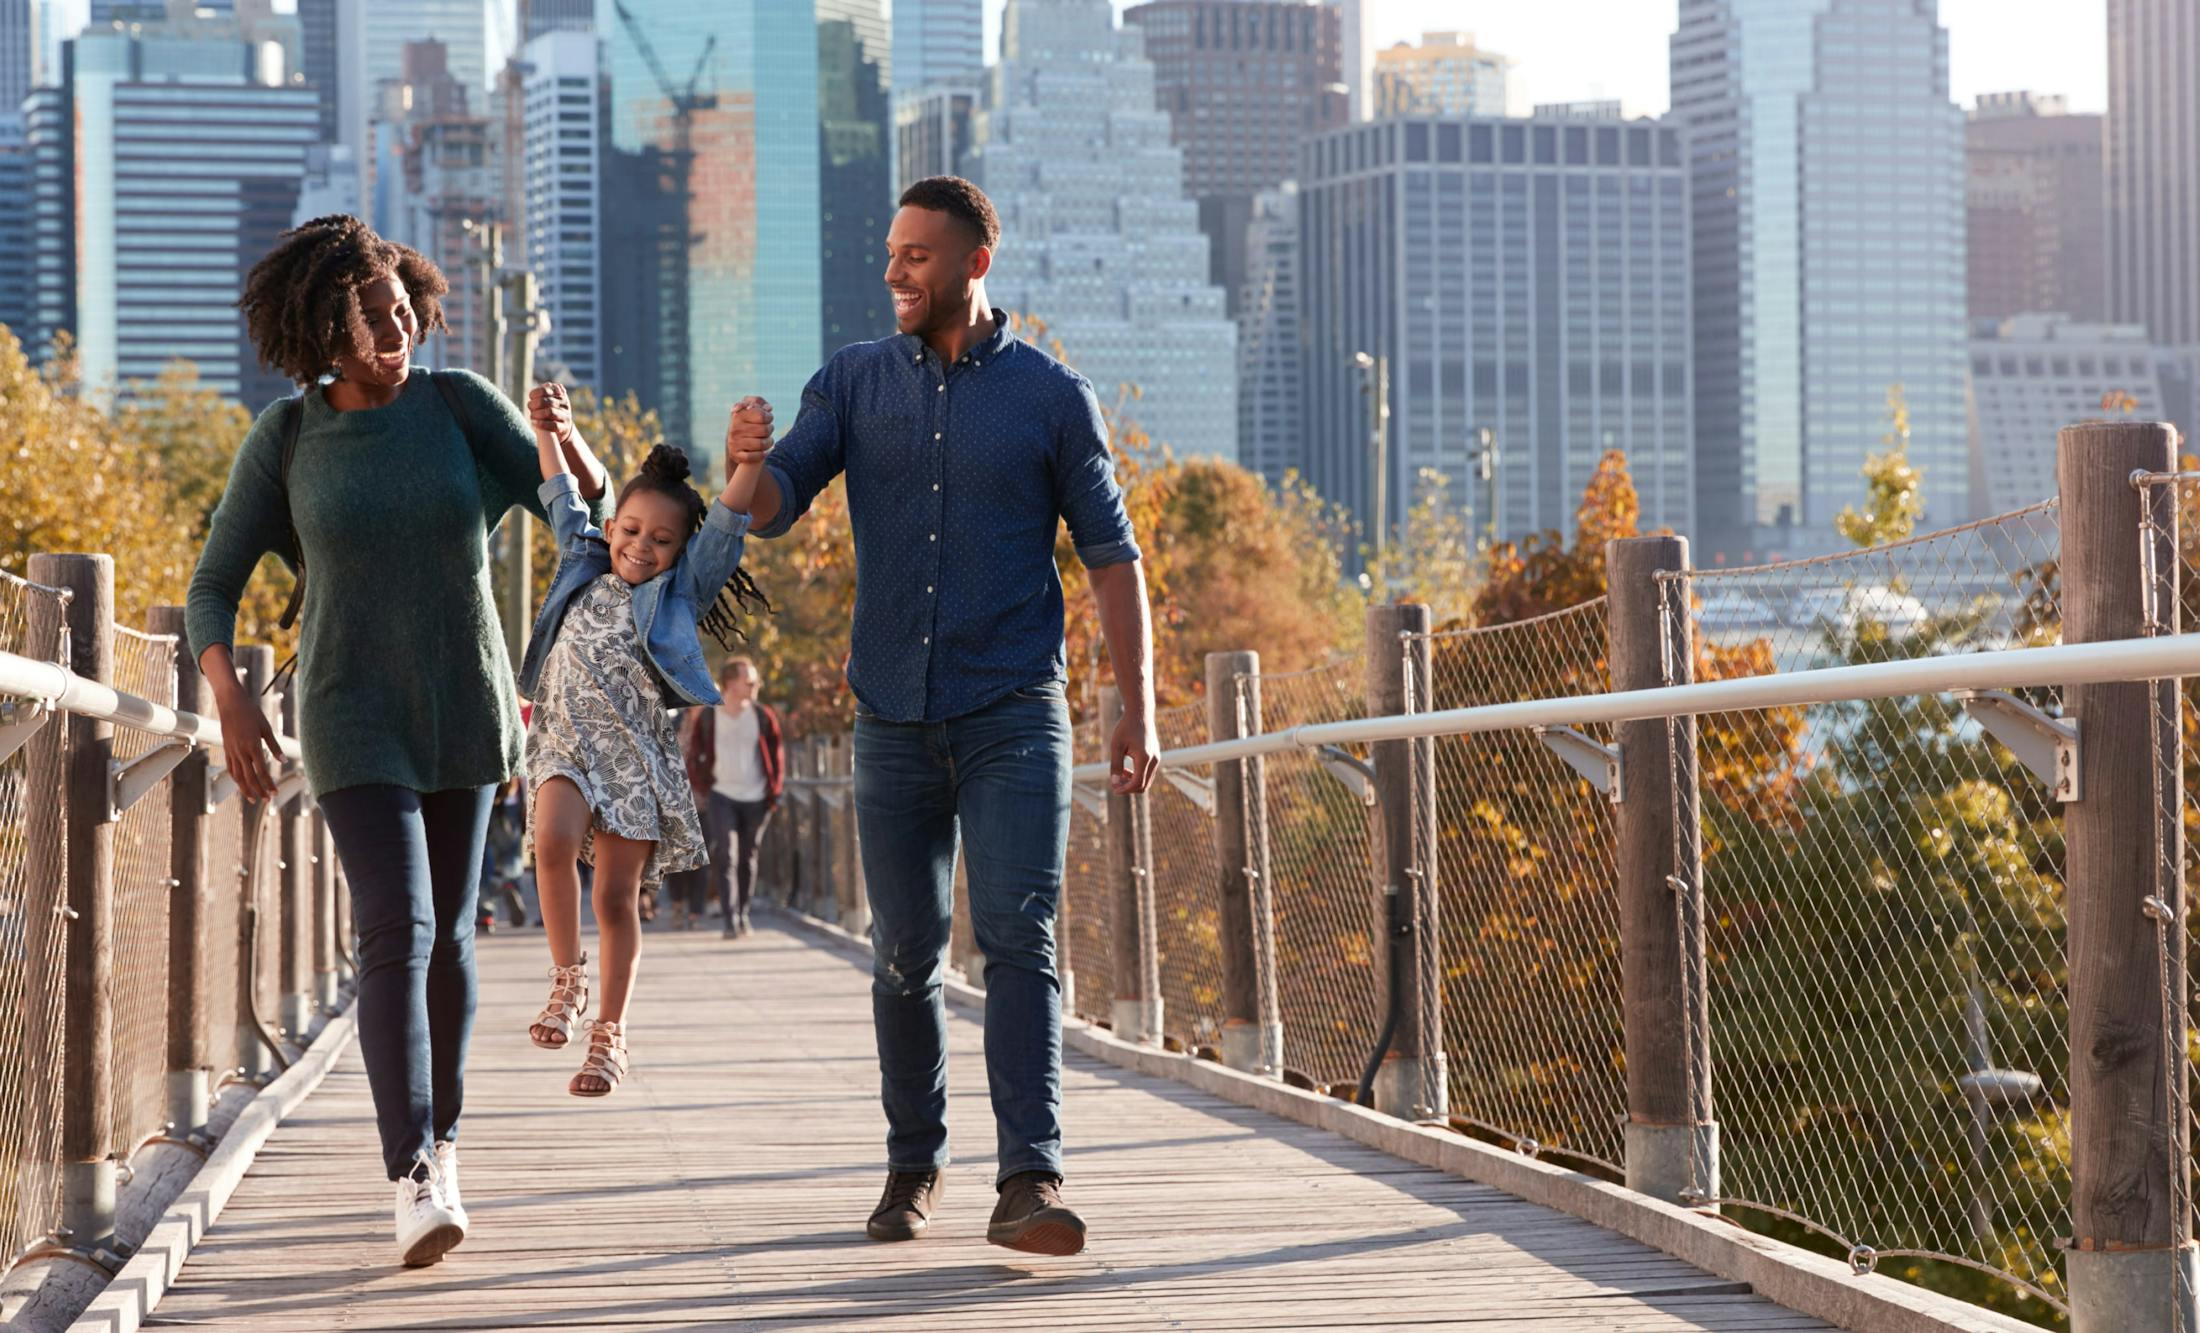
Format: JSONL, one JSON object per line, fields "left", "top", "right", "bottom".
{"left": 986, "top": 1172, "right": 1086, "bottom": 1256}
{"left": 865, "top": 1169, "right": 942, "bottom": 1242}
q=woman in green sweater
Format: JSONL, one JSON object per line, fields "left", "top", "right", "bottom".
{"left": 186, "top": 216, "right": 611, "bottom": 1268}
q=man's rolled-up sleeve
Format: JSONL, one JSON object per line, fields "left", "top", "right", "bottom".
{"left": 1054, "top": 374, "right": 1143, "bottom": 569}
{"left": 754, "top": 362, "right": 847, "bottom": 540}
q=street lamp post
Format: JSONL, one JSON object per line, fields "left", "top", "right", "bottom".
{"left": 1355, "top": 351, "right": 1390, "bottom": 588}
{"left": 1474, "top": 426, "right": 1499, "bottom": 551}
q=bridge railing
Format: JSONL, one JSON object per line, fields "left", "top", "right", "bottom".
{"left": 762, "top": 421, "right": 2196, "bottom": 1331}
{"left": 0, "top": 556, "right": 335, "bottom": 1281}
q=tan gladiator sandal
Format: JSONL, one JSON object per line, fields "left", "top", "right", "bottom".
{"left": 569, "top": 1019, "right": 628, "bottom": 1098}
{"left": 530, "top": 954, "right": 589, "bottom": 1050}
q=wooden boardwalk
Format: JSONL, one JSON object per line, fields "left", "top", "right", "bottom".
{"left": 146, "top": 922, "right": 1834, "bottom": 1331}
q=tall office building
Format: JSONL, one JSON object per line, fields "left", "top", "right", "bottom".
{"left": 1, "top": 0, "right": 32, "bottom": 110}
{"left": 375, "top": 40, "right": 498, "bottom": 373}
{"left": 2108, "top": 0, "right": 2200, "bottom": 346}
{"left": 23, "top": 84, "right": 66, "bottom": 358}
{"left": 896, "top": 84, "right": 975, "bottom": 189}
{"left": 601, "top": 0, "right": 820, "bottom": 462}
{"left": 1968, "top": 316, "right": 2163, "bottom": 514}
{"left": 1374, "top": 30, "right": 1507, "bottom": 118}
{"left": 968, "top": 0, "right": 1238, "bottom": 460}
{"left": 1237, "top": 182, "right": 1301, "bottom": 485}
{"left": 85, "top": 0, "right": 156, "bottom": 21}
{"left": 341, "top": 0, "right": 487, "bottom": 204}
{"left": 1300, "top": 112, "right": 1693, "bottom": 546}
{"left": 520, "top": 28, "right": 600, "bottom": 387}
{"left": 297, "top": 0, "right": 337, "bottom": 141}
{"left": 522, "top": 0, "right": 590, "bottom": 41}
{"left": 1967, "top": 92, "right": 2105, "bottom": 322}
{"left": 0, "top": 113, "right": 30, "bottom": 342}
{"left": 819, "top": 0, "right": 891, "bottom": 354}
{"left": 891, "top": 0, "right": 978, "bottom": 99}
{"left": 1125, "top": 1, "right": 1345, "bottom": 314}
{"left": 1324, "top": 0, "right": 1365, "bottom": 120}
{"left": 1671, "top": 0, "right": 1968, "bottom": 561}
{"left": 29, "top": 26, "right": 316, "bottom": 404}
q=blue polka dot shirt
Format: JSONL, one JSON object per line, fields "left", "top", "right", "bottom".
{"left": 755, "top": 310, "right": 1144, "bottom": 723}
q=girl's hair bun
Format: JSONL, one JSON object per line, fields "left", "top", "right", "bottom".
{"left": 638, "top": 444, "right": 694, "bottom": 486}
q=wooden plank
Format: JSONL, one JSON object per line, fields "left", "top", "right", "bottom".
{"left": 146, "top": 925, "right": 1835, "bottom": 1331}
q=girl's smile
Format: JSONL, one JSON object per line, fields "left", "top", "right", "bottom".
{"left": 607, "top": 489, "right": 691, "bottom": 584}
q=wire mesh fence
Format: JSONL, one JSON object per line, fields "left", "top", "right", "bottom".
{"left": 1252, "top": 657, "right": 1379, "bottom": 1092}
{"left": 2139, "top": 473, "right": 2200, "bottom": 1327}
{"left": 1680, "top": 502, "right": 2063, "bottom": 678}
{"left": 1420, "top": 602, "right": 1626, "bottom": 1176}
{"left": 109, "top": 626, "right": 176, "bottom": 1159}
{"left": 0, "top": 573, "right": 70, "bottom": 1267}
{"left": 1146, "top": 701, "right": 1226, "bottom": 1052}
{"left": 1062, "top": 718, "right": 1112, "bottom": 1025}
{"left": 1676, "top": 509, "right": 2073, "bottom": 1317}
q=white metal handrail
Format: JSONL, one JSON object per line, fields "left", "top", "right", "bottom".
{"left": 0, "top": 647, "right": 304, "bottom": 761}
{"left": 1070, "top": 632, "right": 2200, "bottom": 782}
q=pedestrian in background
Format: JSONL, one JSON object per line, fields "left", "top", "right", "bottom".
{"left": 678, "top": 658, "right": 785, "bottom": 938}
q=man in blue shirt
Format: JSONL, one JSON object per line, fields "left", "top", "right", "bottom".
{"left": 732, "top": 176, "right": 1160, "bottom": 1256}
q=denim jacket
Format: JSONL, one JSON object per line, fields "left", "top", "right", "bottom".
{"left": 516, "top": 473, "right": 752, "bottom": 708}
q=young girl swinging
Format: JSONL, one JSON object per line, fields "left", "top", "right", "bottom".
{"left": 517, "top": 384, "right": 772, "bottom": 1095}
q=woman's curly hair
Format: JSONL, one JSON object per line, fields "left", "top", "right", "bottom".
{"left": 618, "top": 445, "right": 773, "bottom": 651}
{"left": 237, "top": 215, "right": 450, "bottom": 385}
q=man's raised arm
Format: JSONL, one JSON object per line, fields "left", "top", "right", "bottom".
{"left": 728, "top": 365, "right": 847, "bottom": 536}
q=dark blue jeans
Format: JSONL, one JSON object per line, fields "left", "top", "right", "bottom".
{"left": 318, "top": 783, "right": 494, "bottom": 1181}
{"left": 854, "top": 683, "right": 1071, "bottom": 1185}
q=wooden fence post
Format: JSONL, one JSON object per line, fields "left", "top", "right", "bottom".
{"left": 838, "top": 734, "right": 868, "bottom": 937}
{"left": 278, "top": 683, "right": 313, "bottom": 1039}
{"left": 148, "top": 605, "right": 212, "bottom": 1135}
{"left": 1102, "top": 685, "right": 1161, "bottom": 1043}
{"left": 1208, "top": 651, "right": 1280, "bottom": 1075}
{"left": 1366, "top": 603, "right": 1444, "bottom": 1118}
{"left": 234, "top": 646, "right": 279, "bottom": 1081}
{"left": 312, "top": 812, "right": 339, "bottom": 1009}
{"left": 20, "top": 575, "right": 70, "bottom": 1236}
{"left": 1607, "top": 536, "right": 1716, "bottom": 1207}
{"left": 2060, "top": 420, "right": 2196, "bottom": 1330}
{"left": 31, "top": 555, "right": 117, "bottom": 1250}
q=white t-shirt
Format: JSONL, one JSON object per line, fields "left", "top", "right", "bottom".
{"left": 713, "top": 703, "right": 767, "bottom": 802}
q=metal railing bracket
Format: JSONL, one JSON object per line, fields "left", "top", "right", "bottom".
{"left": 1534, "top": 726, "right": 1624, "bottom": 804}
{"left": 1956, "top": 690, "right": 2079, "bottom": 802}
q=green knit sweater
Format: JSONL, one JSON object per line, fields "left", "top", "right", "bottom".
{"left": 186, "top": 370, "right": 611, "bottom": 798}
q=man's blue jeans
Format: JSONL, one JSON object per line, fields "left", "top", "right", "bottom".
{"left": 853, "top": 682, "right": 1070, "bottom": 1185}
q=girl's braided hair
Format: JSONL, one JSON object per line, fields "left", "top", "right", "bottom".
{"left": 618, "top": 445, "right": 772, "bottom": 650}
{"left": 237, "top": 215, "right": 449, "bottom": 384}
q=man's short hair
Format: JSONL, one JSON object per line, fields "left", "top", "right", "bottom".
{"left": 897, "top": 176, "right": 1001, "bottom": 251}
{"left": 721, "top": 656, "right": 759, "bottom": 685}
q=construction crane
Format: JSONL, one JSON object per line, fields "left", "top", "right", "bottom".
{"left": 612, "top": 0, "right": 717, "bottom": 450}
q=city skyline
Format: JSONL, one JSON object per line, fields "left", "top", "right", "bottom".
{"left": 1036, "top": 0, "right": 2111, "bottom": 119}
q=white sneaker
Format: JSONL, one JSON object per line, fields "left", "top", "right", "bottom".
{"left": 434, "top": 1140, "right": 470, "bottom": 1230}
{"left": 393, "top": 1149, "right": 464, "bottom": 1267}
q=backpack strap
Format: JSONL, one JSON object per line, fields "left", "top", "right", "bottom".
{"left": 429, "top": 368, "right": 475, "bottom": 444}
{"left": 274, "top": 393, "right": 307, "bottom": 630}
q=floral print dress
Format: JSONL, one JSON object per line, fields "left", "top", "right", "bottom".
{"left": 525, "top": 573, "right": 705, "bottom": 887}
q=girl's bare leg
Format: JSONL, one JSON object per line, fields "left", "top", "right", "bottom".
{"left": 531, "top": 777, "right": 591, "bottom": 968}
{"left": 529, "top": 777, "right": 592, "bottom": 1047}
{"left": 589, "top": 831, "right": 655, "bottom": 1027}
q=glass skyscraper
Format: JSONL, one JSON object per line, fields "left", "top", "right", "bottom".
{"left": 890, "top": 0, "right": 978, "bottom": 100}
{"left": 2108, "top": 0, "right": 2200, "bottom": 347}
{"left": 1300, "top": 111, "right": 1693, "bottom": 547}
{"left": 30, "top": 27, "right": 317, "bottom": 405}
{"left": 599, "top": 0, "right": 820, "bottom": 462}
{"left": 817, "top": 0, "right": 891, "bottom": 355}
{"left": 1672, "top": 0, "right": 1968, "bottom": 560}
{"left": 968, "top": 0, "right": 1238, "bottom": 461}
